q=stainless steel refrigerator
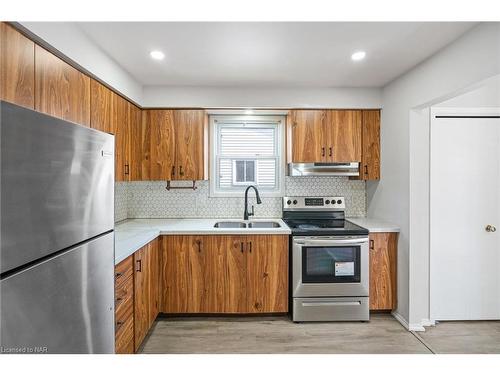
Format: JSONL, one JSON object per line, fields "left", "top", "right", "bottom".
{"left": 0, "top": 101, "right": 115, "bottom": 354}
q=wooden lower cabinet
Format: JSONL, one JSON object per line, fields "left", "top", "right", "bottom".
{"left": 134, "top": 238, "right": 159, "bottom": 351}
{"left": 369, "top": 232, "right": 398, "bottom": 310}
{"left": 114, "top": 238, "right": 159, "bottom": 354}
{"left": 114, "top": 255, "right": 134, "bottom": 354}
{"left": 246, "top": 235, "right": 288, "bottom": 313}
{"left": 161, "top": 235, "right": 288, "bottom": 314}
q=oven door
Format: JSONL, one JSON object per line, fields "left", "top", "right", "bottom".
{"left": 292, "top": 236, "right": 369, "bottom": 298}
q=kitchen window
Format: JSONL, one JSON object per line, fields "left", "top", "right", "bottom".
{"left": 210, "top": 114, "right": 285, "bottom": 197}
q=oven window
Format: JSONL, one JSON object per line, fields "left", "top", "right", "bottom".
{"left": 302, "top": 246, "right": 361, "bottom": 283}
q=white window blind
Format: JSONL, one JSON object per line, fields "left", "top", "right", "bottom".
{"left": 210, "top": 115, "right": 285, "bottom": 196}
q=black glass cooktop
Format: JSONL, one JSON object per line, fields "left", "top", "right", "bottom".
{"left": 284, "top": 219, "right": 368, "bottom": 236}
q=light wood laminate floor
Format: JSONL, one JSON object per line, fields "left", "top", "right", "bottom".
{"left": 415, "top": 320, "right": 500, "bottom": 354}
{"left": 139, "top": 314, "right": 431, "bottom": 354}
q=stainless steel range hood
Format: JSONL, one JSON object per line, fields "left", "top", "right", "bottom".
{"left": 288, "top": 162, "right": 360, "bottom": 177}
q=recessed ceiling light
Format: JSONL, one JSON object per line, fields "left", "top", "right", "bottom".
{"left": 351, "top": 51, "right": 366, "bottom": 61}
{"left": 150, "top": 50, "right": 165, "bottom": 60}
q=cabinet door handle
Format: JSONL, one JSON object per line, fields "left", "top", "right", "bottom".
{"left": 136, "top": 259, "right": 142, "bottom": 272}
{"left": 124, "top": 164, "right": 130, "bottom": 175}
{"left": 329, "top": 147, "right": 332, "bottom": 157}
{"left": 364, "top": 165, "right": 368, "bottom": 175}
{"left": 321, "top": 147, "right": 325, "bottom": 157}
{"left": 196, "top": 239, "right": 202, "bottom": 252}
{"left": 171, "top": 165, "right": 175, "bottom": 177}
{"left": 369, "top": 240, "right": 374, "bottom": 250}
{"left": 240, "top": 242, "right": 244, "bottom": 253}
{"left": 179, "top": 166, "right": 184, "bottom": 176}
{"left": 115, "top": 272, "right": 123, "bottom": 278}
{"left": 248, "top": 241, "right": 252, "bottom": 253}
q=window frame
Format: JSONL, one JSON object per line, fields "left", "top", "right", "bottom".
{"left": 209, "top": 114, "right": 286, "bottom": 197}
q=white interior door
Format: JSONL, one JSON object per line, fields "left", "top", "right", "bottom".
{"left": 430, "top": 108, "right": 500, "bottom": 321}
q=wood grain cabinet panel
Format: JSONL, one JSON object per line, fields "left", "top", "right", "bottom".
{"left": 173, "top": 110, "right": 205, "bottom": 180}
{"left": 161, "top": 235, "right": 208, "bottom": 313}
{"left": 369, "top": 232, "right": 398, "bottom": 311}
{"left": 246, "top": 235, "right": 288, "bottom": 313}
{"left": 114, "top": 256, "right": 134, "bottom": 354}
{"left": 35, "top": 45, "right": 90, "bottom": 127}
{"left": 0, "top": 23, "right": 35, "bottom": 108}
{"left": 133, "top": 245, "right": 149, "bottom": 351}
{"left": 161, "top": 235, "right": 288, "bottom": 314}
{"left": 115, "top": 314, "right": 134, "bottom": 354}
{"left": 113, "top": 93, "right": 130, "bottom": 181}
{"left": 130, "top": 105, "right": 149, "bottom": 180}
{"left": 146, "top": 109, "right": 175, "bottom": 180}
{"left": 148, "top": 238, "right": 160, "bottom": 323}
{"left": 325, "top": 110, "right": 362, "bottom": 162}
{"left": 208, "top": 235, "right": 247, "bottom": 313}
{"left": 289, "top": 110, "right": 326, "bottom": 162}
{"left": 90, "top": 79, "right": 113, "bottom": 133}
{"left": 133, "top": 239, "right": 161, "bottom": 351}
{"left": 360, "top": 110, "right": 380, "bottom": 180}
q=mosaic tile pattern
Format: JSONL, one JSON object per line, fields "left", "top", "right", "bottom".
{"left": 115, "top": 182, "right": 128, "bottom": 223}
{"left": 119, "top": 177, "right": 366, "bottom": 220}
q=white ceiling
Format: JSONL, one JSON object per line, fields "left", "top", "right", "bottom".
{"left": 78, "top": 22, "right": 477, "bottom": 88}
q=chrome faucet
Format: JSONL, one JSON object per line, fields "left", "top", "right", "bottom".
{"left": 244, "top": 185, "right": 262, "bottom": 220}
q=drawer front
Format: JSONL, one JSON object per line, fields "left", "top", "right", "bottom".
{"left": 115, "top": 255, "right": 133, "bottom": 287}
{"left": 293, "top": 297, "right": 369, "bottom": 322}
{"left": 115, "top": 274, "right": 133, "bottom": 320}
{"left": 115, "top": 314, "right": 134, "bottom": 354}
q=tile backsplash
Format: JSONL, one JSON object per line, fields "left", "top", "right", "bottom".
{"left": 115, "top": 177, "right": 366, "bottom": 222}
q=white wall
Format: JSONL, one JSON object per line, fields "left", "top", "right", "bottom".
{"left": 439, "top": 77, "right": 500, "bottom": 107}
{"left": 19, "top": 22, "right": 143, "bottom": 104}
{"left": 369, "top": 22, "right": 500, "bottom": 329}
{"left": 142, "top": 86, "right": 382, "bottom": 108}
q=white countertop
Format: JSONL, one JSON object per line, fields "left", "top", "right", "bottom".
{"left": 114, "top": 218, "right": 291, "bottom": 265}
{"left": 347, "top": 217, "right": 400, "bottom": 233}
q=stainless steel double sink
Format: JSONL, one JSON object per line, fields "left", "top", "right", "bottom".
{"left": 214, "top": 221, "right": 281, "bottom": 229}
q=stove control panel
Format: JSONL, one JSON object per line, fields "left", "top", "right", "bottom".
{"left": 283, "top": 196, "right": 345, "bottom": 210}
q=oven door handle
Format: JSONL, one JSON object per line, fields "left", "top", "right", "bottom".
{"left": 294, "top": 238, "right": 368, "bottom": 246}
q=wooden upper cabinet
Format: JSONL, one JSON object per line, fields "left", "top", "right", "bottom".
{"left": 130, "top": 105, "right": 149, "bottom": 181}
{"left": 289, "top": 110, "right": 362, "bottom": 163}
{"left": 146, "top": 109, "right": 175, "bottom": 180}
{"left": 90, "top": 79, "right": 131, "bottom": 181}
{"left": 173, "top": 110, "right": 205, "bottom": 180}
{"left": 0, "top": 23, "right": 35, "bottom": 109}
{"left": 35, "top": 45, "right": 90, "bottom": 127}
{"left": 289, "top": 110, "right": 326, "bottom": 162}
{"left": 145, "top": 109, "right": 206, "bottom": 181}
{"left": 113, "top": 93, "right": 130, "bottom": 181}
{"left": 246, "top": 235, "right": 288, "bottom": 313}
{"left": 90, "top": 79, "right": 113, "bottom": 133}
{"left": 369, "top": 232, "right": 398, "bottom": 311}
{"left": 360, "top": 110, "right": 380, "bottom": 180}
{"left": 325, "top": 110, "right": 362, "bottom": 162}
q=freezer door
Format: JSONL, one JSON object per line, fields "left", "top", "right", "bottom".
{"left": 1, "top": 101, "right": 114, "bottom": 273}
{"left": 0, "top": 232, "right": 115, "bottom": 354}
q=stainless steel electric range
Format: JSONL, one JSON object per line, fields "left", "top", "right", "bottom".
{"left": 283, "top": 196, "right": 370, "bottom": 322}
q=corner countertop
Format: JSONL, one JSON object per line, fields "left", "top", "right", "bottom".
{"left": 347, "top": 217, "right": 400, "bottom": 233}
{"left": 114, "top": 218, "right": 291, "bottom": 265}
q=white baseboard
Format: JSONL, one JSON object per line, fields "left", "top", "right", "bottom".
{"left": 421, "top": 318, "right": 435, "bottom": 327}
{"left": 391, "top": 311, "right": 431, "bottom": 331}
{"left": 391, "top": 311, "right": 409, "bottom": 330}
